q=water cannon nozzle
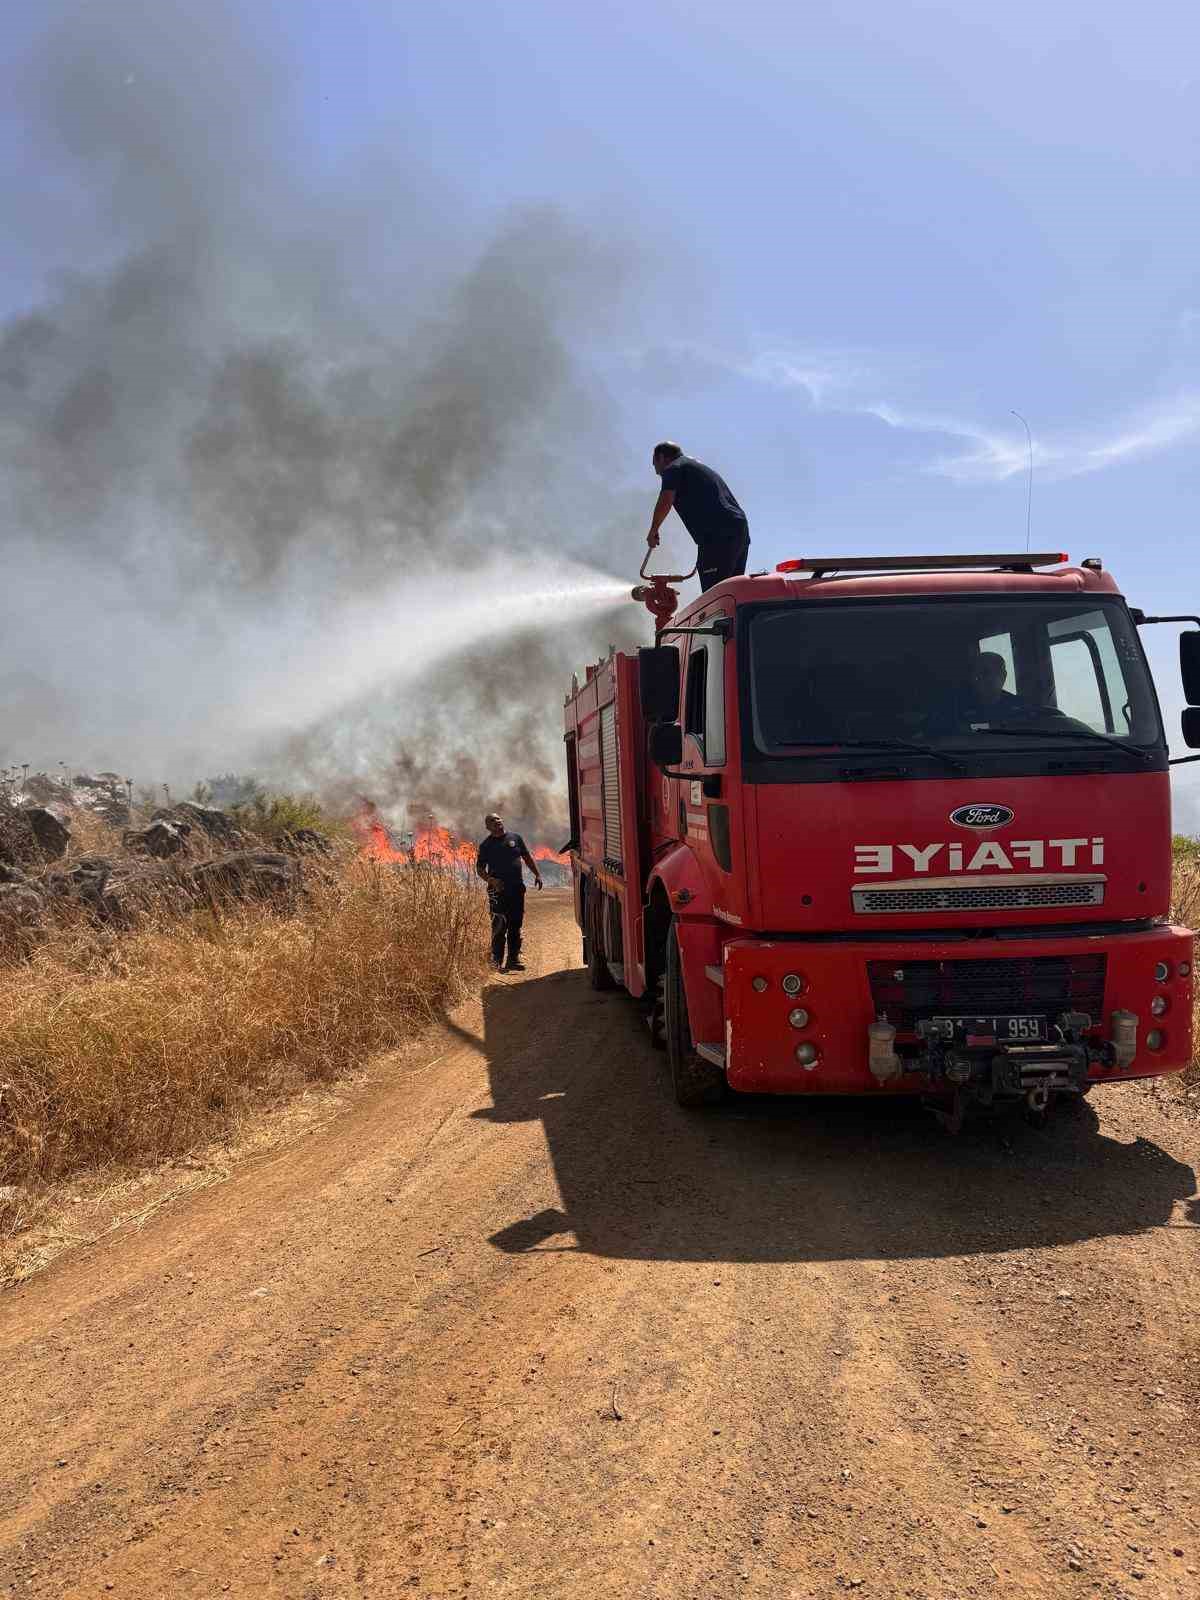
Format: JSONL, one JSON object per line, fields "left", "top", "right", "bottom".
{"left": 632, "top": 577, "right": 680, "bottom": 629}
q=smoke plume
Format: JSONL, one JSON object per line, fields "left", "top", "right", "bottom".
{"left": 0, "top": 1, "right": 649, "bottom": 840}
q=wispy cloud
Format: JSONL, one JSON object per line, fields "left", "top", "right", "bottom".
{"left": 907, "top": 393, "right": 1200, "bottom": 484}
{"left": 739, "top": 349, "right": 881, "bottom": 407}
{"left": 670, "top": 340, "right": 1200, "bottom": 485}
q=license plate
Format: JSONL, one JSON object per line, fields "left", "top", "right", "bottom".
{"left": 930, "top": 1014, "right": 1047, "bottom": 1043}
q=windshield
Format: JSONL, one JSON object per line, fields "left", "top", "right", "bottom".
{"left": 748, "top": 597, "right": 1162, "bottom": 758}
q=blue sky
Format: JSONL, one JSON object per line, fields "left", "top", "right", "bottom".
{"left": 383, "top": 0, "right": 1199, "bottom": 811}
{"left": 5, "top": 0, "right": 1199, "bottom": 819}
{"left": 301, "top": 0, "right": 1197, "bottom": 801}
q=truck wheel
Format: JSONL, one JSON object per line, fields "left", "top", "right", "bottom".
{"left": 646, "top": 972, "right": 667, "bottom": 1050}
{"left": 586, "top": 888, "right": 615, "bottom": 992}
{"left": 664, "top": 921, "right": 724, "bottom": 1106}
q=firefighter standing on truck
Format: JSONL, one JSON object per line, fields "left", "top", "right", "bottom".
{"left": 476, "top": 813, "right": 543, "bottom": 973}
{"left": 646, "top": 441, "right": 750, "bottom": 592}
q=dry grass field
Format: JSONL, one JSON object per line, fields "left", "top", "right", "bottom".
{"left": 0, "top": 840, "right": 487, "bottom": 1195}
{"left": 2, "top": 822, "right": 1196, "bottom": 1223}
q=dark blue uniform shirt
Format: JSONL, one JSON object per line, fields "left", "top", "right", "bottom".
{"left": 476, "top": 831, "right": 530, "bottom": 889}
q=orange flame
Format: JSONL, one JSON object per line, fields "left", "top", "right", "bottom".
{"left": 353, "top": 800, "right": 566, "bottom": 873}
{"left": 352, "top": 801, "right": 405, "bottom": 862}
{"left": 411, "top": 821, "right": 477, "bottom": 870}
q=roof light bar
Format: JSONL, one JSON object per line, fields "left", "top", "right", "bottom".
{"left": 776, "top": 552, "right": 1070, "bottom": 575}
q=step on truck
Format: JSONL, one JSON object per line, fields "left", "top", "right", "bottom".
{"left": 562, "top": 551, "right": 1199, "bottom": 1127}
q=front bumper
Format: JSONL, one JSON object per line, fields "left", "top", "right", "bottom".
{"left": 720, "top": 924, "right": 1194, "bottom": 1096}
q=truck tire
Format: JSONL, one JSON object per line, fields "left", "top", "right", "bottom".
{"left": 647, "top": 973, "right": 667, "bottom": 1050}
{"left": 664, "top": 921, "right": 725, "bottom": 1106}
{"left": 586, "top": 886, "right": 616, "bottom": 992}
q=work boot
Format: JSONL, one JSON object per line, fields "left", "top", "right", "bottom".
{"left": 504, "top": 960, "right": 526, "bottom": 973}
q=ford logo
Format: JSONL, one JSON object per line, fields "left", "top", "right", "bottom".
{"left": 950, "top": 803, "right": 1014, "bottom": 829}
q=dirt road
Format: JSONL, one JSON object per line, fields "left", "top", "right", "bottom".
{"left": 2, "top": 892, "right": 1198, "bottom": 1598}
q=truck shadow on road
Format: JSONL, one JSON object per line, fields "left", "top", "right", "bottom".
{"left": 468, "top": 969, "right": 1197, "bottom": 1263}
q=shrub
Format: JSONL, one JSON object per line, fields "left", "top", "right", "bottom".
{"left": 196, "top": 773, "right": 266, "bottom": 810}
{"left": 229, "top": 790, "right": 347, "bottom": 848}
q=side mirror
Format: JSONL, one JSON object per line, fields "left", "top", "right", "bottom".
{"left": 649, "top": 722, "right": 683, "bottom": 770}
{"left": 639, "top": 645, "right": 680, "bottom": 723}
{"left": 1182, "top": 707, "right": 1200, "bottom": 749}
{"left": 1182, "top": 632, "right": 1200, "bottom": 705}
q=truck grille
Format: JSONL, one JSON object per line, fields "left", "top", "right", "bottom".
{"left": 867, "top": 953, "right": 1107, "bottom": 1032}
{"left": 853, "top": 879, "right": 1104, "bottom": 914}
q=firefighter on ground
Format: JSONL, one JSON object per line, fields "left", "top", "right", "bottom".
{"left": 647, "top": 441, "right": 750, "bottom": 593}
{"left": 476, "top": 813, "right": 543, "bottom": 973}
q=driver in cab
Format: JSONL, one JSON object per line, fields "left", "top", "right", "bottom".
{"left": 931, "top": 650, "right": 1034, "bottom": 733}
{"left": 961, "top": 651, "right": 1031, "bottom": 724}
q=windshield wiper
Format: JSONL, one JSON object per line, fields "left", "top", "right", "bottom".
{"left": 967, "top": 725, "right": 1154, "bottom": 765}
{"left": 777, "top": 738, "right": 967, "bottom": 774}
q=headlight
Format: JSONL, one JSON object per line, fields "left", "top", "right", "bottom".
{"left": 1154, "top": 962, "right": 1170, "bottom": 982}
{"left": 752, "top": 976, "right": 768, "bottom": 993}
{"left": 788, "top": 1007, "right": 810, "bottom": 1029}
{"left": 1150, "top": 996, "right": 1168, "bottom": 1017}
{"left": 1146, "top": 1029, "right": 1165, "bottom": 1050}
{"left": 1180, "top": 961, "right": 1192, "bottom": 978}
{"left": 781, "top": 972, "right": 806, "bottom": 996}
{"left": 794, "top": 1042, "right": 819, "bottom": 1067}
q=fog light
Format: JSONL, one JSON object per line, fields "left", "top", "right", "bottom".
{"left": 794, "top": 1042, "right": 818, "bottom": 1068}
{"left": 752, "top": 976, "right": 768, "bottom": 993}
{"left": 1154, "top": 961, "right": 1170, "bottom": 982}
{"left": 1147, "top": 1029, "right": 1164, "bottom": 1051}
{"left": 1181, "top": 961, "right": 1192, "bottom": 978}
{"left": 781, "top": 972, "right": 806, "bottom": 996}
{"left": 788, "top": 1007, "right": 810, "bottom": 1029}
{"left": 1150, "top": 995, "right": 1169, "bottom": 1017}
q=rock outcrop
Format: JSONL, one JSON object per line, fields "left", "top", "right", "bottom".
{"left": 72, "top": 773, "right": 132, "bottom": 826}
{"left": 0, "top": 798, "right": 72, "bottom": 867}
{"left": 168, "top": 802, "right": 246, "bottom": 847}
{"left": 124, "top": 820, "right": 191, "bottom": 859}
{"left": 22, "top": 807, "right": 72, "bottom": 861}
{"left": 1, "top": 785, "right": 324, "bottom": 947}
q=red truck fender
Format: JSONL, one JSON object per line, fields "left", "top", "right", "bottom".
{"left": 645, "top": 845, "right": 726, "bottom": 1052}
{"left": 646, "top": 841, "right": 710, "bottom": 921}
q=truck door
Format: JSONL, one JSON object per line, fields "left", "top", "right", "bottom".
{"left": 680, "top": 612, "right": 737, "bottom": 894}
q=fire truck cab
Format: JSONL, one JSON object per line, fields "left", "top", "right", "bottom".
{"left": 563, "top": 552, "right": 1199, "bottom": 1125}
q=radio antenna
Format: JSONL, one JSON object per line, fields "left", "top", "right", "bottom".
{"left": 1010, "top": 409, "right": 1033, "bottom": 551}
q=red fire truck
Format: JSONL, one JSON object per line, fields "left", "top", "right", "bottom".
{"left": 562, "top": 552, "right": 1199, "bottom": 1127}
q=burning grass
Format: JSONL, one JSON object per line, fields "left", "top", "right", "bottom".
{"left": 0, "top": 857, "right": 487, "bottom": 1193}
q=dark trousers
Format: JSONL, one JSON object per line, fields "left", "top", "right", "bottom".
{"left": 489, "top": 884, "right": 526, "bottom": 966}
{"left": 697, "top": 529, "right": 750, "bottom": 592}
